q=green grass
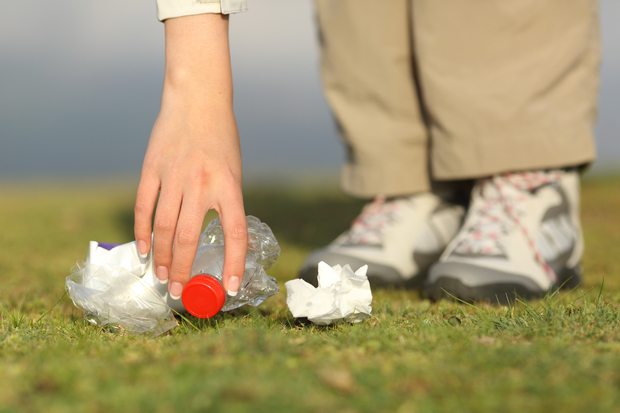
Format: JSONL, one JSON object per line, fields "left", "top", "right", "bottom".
{"left": 1, "top": 176, "right": 620, "bottom": 413}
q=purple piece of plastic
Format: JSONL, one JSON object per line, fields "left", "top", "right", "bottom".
{"left": 97, "top": 242, "right": 120, "bottom": 251}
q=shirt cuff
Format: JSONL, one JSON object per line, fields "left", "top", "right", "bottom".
{"left": 156, "top": 0, "right": 247, "bottom": 21}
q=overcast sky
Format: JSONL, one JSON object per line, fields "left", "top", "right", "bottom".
{"left": 0, "top": 0, "right": 618, "bottom": 184}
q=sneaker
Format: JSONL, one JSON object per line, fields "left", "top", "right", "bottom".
{"left": 426, "top": 169, "right": 583, "bottom": 303}
{"left": 298, "top": 192, "right": 465, "bottom": 288}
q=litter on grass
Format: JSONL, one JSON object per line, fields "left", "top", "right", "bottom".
{"left": 65, "top": 216, "right": 280, "bottom": 336}
{"left": 285, "top": 261, "right": 373, "bottom": 325}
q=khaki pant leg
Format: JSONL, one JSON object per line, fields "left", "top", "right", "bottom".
{"left": 412, "top": 0, "right": 600, "bottom": 179}
{"left": 315, "top": 0, "right": 430, "bottom": 197}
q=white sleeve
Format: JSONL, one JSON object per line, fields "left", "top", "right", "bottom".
{"left": 156, "top": 0, "right": 247, "bottom": 21}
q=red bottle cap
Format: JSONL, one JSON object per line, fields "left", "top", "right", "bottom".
{"left": 182, "top": 275, "right": 226, "bottom": 318}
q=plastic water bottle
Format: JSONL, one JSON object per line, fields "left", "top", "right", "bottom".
{"left": 162, "top": 216, "right": 281, "bottom": 318}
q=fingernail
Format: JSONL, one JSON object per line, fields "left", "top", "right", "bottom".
{"left": 156, "top": 266, "right": 169, "bottom": 283}
{"left": 170, "top": 282, "right": 183, "bottom": 300}
{"left": 137, "top": 240, "right": 148, "bottom": 259}
{"left": 227, "top": 276, "right": 240, "bottom": 297}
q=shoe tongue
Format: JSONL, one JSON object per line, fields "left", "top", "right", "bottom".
{"left": 480, "top": 178, "right": 520, "bottom": 201}
{"left": 501, "top": 171, "right": 561, "bottom": 191}
{"left": 483, "top": 171, "right": 559, "bottom": 201}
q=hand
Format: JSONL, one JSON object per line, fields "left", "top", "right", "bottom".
{"left": 134, "top": 14, "right": 247, "bottom": 299}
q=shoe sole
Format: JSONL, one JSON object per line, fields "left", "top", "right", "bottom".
{"left": 426, "top": 262, "right": 582, "bottom": 304}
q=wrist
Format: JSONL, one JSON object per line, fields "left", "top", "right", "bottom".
{"left": 162, "top": 69, "right": 234, "bottom": 111}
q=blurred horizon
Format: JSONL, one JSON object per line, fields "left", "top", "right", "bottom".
{"left": 1, "top": 0, "right": 618, "bottom": 187}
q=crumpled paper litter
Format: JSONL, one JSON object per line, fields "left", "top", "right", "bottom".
{"left": 285, "top": 261, "right": 372, "bottom": 325}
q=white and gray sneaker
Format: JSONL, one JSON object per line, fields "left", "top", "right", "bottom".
{"left": 426, "top": 169, "right": 583, "bottom": 303}
{"left": 298, "top": 192, "right": 465, "bottom": 288}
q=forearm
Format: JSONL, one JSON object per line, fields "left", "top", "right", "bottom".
{"left": 159, "top": 13, "right": 241, "bottom": 176}
{"left": 163, "top": 14, "right": 234, "bottom": 119}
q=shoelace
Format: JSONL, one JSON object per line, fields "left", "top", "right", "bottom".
{"left": 455, "top": 171, "right": 562, "bottom": 282}
{"left": 343, "top": 197, "right": 402, "bottom": 246}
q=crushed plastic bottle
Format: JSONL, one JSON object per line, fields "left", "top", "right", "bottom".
{"left": 171, "top": 216, "right": 281, "bottom": 318}
{"left": 65, "top": 216, "right": 280, "bottom": 335}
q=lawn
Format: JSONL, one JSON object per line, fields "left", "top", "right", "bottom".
{"left": 1, "top": 175, "right": 619, "bottom": 413}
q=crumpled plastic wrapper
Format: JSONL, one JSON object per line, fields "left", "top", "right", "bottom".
{"left": 66, "top": 241, "right": 177, "bottom": 336}
{"left": 65, "top": 216, "right": 280, "bottom": 336}
{"left": 285, "top": 261, "right": 372, "bottom": 325}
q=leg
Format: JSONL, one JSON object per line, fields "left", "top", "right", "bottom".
{"left": 300, "top": 0, "right": 466, "bottom": 287}
{"left": 412, "top": 0, "right": 600, "bottom": 301}
{"left": 315, "top": 0, "right": 430, "bottom": 197}
{"left": 412, "top": 0, "right": 599, "bottom": 178}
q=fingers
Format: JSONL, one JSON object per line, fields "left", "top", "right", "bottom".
{"left": 167, "top": 195, "right": 207, "bottom": 300}
{"left": 137, "top": 175, "right": 247, "bottom": 302}
{"left": 134, "top": 173, "right": 160, "bottom": 259}
{"left": 219, "top": 191, "right": 248, "bottom": 296}
{"left": 152, "top": 185, "right": 182, "bottom": 289}
{"left": 163, "top": 191, "right": 246, "bottom": 299}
